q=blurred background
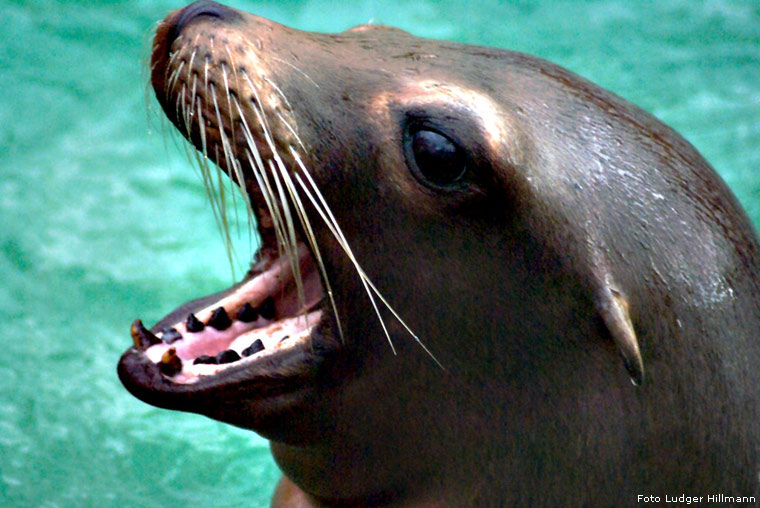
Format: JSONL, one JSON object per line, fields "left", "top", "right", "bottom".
{"left": 1, "top": 0, "right": 758, "bottom": 506}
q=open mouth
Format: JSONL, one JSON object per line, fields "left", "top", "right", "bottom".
{"left": 117, "top": 212, "right": 342, "bottom": 413}
{"left": 117, "top": 211, "right": 341, "bottom": 404}
{"left": 131, "top": 245, "right": 324, "bottom": 381}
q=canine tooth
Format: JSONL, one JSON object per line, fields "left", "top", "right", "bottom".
{"left": 186, "top": 313, "right": 205, "bottom": 332}
{"left": 258, "top": 297, "right": 276, "bottom": 320}
{"left": 241, "top": 339, "right": 265, "bottom": 357}
{"left": 236, "top": 303, "right": 258, "bottom": 323}
{"left": 161, "top": 327, "right": 182, "bottom": 344}
{"left": 131, "top": 319, "right": 161, "bottom": 349}
{"left": 216, "top": 349, "right": 241, "bottom": 364}
{"left": 208, "top": 307, "right": 232, "bottom": 330}
{"left": 193, "top": 354, "right": 217, "bottom": 365}
{"left": 159, "top": 348, "right": 183, "bottom": 376}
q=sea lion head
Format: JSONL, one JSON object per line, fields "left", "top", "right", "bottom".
{"left": 119, "top": 1, "right": 760, "bottom": 505}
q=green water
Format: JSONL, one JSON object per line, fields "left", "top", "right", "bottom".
{"left": 1, "top": 0, "right": 758, "bottom": 506}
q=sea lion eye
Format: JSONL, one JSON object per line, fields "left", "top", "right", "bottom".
{"left": 409, "top": 129, "right": 467, "bottom": 187}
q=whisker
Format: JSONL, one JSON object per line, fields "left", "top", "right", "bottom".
{"left": 292, "top": 168, "right": 396, "bottom": 355}
{"left": 233, "top": 96, "right": 291, "bottom": 264}
{"left": 258, "top": 163, "right": 289, "bottom": 260}
{"left": 243, "top": 79, "right": 309, "bottom": 313}
{"left": 226, "top": 149, "right": 244, "bottom": 237}
{"left": 235, "top": 86, "right": 293, "bottom": 256}
{"left": 278, "top": 151, "right": 344, "bottom": 341}
{"left": 262, "top": 76, "right": 296, "bottom": 116}
{"left": 187, "top": 44, "right": 199, "bottom": 137}
{"left": 246, "top": 150, "right": 288, "bottom": 261}
{"left": 180, "top": 82, "right": 191, "bottom": 137}
{"left": 288, "top": 149, "right": 396, "bottom": 354}
{"left": 186, "top": 33, "right": 201, "bottom": 66}
{"left": 189, "top": 70, "right": 198, "bottom": 131}
{"left": 187, "top": 39, "right": 199, "bottom": 85}
{"left": 269, "top": 159, "right": 306, "bottom": 312}
{"left": 204, "top": 56, "right": 210, "bottom": 107}
{"left": 224, "top": 44, "right": 242, "bottom": 92}
{"left": 221, "top": 62, "right": 235, "bottom": 146}
{"left": 236, "top": 79, "right": 336, "bottom": 331}
{"left": 226, "top": 97, "right": 257, "bottom": 240}
{"left": 242, "top": 73, "right": 272, "bottom": 134}
{"left": 167, "top": 59, "right": 185, "bottom": 97}
{"left": 271, "top": 57, "right": 320, "bottom": 89}
{"left": 292, "top": 148, "right": 443, "bottom": 367}
{"left": 167, "top": 49, "right": 181, "bottom": 70}
{"left": 180, "top": 104, "right": 227, "bottom": 256}
{"left": 221, "top": 47, "right": 246, "bottom": 234}
{"left": 208, "top": 83, "right": 244, "bottom": 275}
{"left": 164, "top": 50, "right": 181, "bottom": 94}
{"left": 276, "top": 112, "right": 307, "bottom": 153}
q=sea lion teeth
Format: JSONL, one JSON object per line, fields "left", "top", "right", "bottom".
{"left": 193, "top": 354, "right": 217, "bottom": 365}
{"left": 241, "top": 339, "right": 265, "bottom": 357}
{"left": 185, "top": 313, "right": 204, "bottom": 333}
{"left": 236, "top": 303, "right": 259, "bottom": 323}
{"left": 207, "top": 307, "right": 232, "bottom": 330}
{"left": 130, "top": 319, "right": 161, "bottom": 349}
{"left": 160, "top": 327, "right": 182, "bottom": 344}
{"left": 216, "top": 349, "right": 241, "bottom": 364}
{"left": 159, "top": 348, "right": 182, "bottom": 376}
{"left": 258, "top": 297, "right": 275, "bottom": 320}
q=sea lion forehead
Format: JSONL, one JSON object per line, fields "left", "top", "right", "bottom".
{"left": 370, "top": 79, "right": 517, "bottom": 160}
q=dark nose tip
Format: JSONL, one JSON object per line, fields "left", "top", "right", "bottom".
{"left": 169, "top": 1, "right": 240, "bottom": 42}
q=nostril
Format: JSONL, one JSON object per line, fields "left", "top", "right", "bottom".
{"left": 177, "top": 1, "right": 223, "bottom": 27}
{"left": 169, "top": 1, "right": 240, "bottom": 43}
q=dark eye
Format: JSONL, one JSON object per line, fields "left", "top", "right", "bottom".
{"left": 409, "top": 129, "right": 467, "bottom": 187}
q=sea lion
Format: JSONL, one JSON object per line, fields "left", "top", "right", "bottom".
{"left": 118, "top": 1, "right": 760, "bottom": 506}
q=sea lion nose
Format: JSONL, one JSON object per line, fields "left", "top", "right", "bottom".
{"left": 169, "top": 1, "right": 240, "bottom": 42}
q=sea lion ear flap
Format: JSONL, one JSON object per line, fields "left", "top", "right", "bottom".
{"left": 596, "top": 286, "right": 645, "bottom": 386}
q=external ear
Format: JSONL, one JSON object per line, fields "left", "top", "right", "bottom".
{"left": 596, "top": 285, "right": 644, "bottom": 386}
